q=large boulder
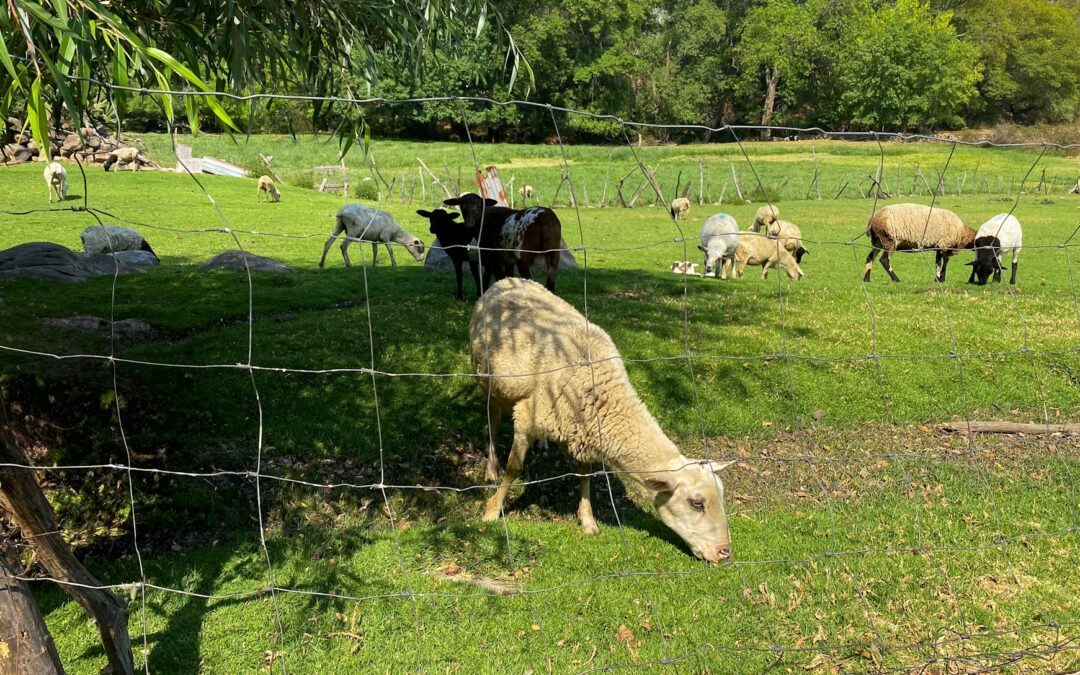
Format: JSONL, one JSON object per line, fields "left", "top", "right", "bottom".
{"left": 423, "top": 238, "right": 577, "bottom": 271}
{"left": 0, "top": 242, "right": 143, "bottom": 283}
{"left": 202, "top": 250, "right": 292, "bottom": 274}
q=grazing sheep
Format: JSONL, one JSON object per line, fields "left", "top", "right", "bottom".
{"left": 670, "top": 261, "right": 699, "bottom": 275}
{"left": 102, "top": 147, "right": 141, "bottom": 172}
{"left": 735, "top": 231, "right": 803, "bottom": 280}
{"left": 80, "top": 225, "right": 157, "bottom": 259}
{"left": 698, "top": 213, "right": 740, "bottom": 279}
{"left": 442, "top": 193, "right": 563, "bottom": 293}
{"left": 863, "top": 203, "right": 976, "bottom": 283}
{"left": 257, "top": 175, "right": 281, "bottom": 203}
{"left": 519, "top": 185, "right": 534, "bottom": 200}
{"left": 751, "top": 204, "right": 807, "bottom": 264}
{"left": 319, "top": 203, "right": 425, "bottom": 268}
{"left": 417, "top": 208, "right": 480, "bottom": 300}
{"left": 471, "top": 277, "right": 737, "bottom": 561}
{"left": 967, "top": 213, "right": 1022, "bottom": 285}
{"left": 44, "top": 162, "right": 67, "bottom": 203}
{"left": 670, "top": 197, "right": 691, "bottom": 220}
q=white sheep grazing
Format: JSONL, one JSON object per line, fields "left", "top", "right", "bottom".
{"left": 103, "top": 147, "right": 141, "bottom": 172}
{"left": 735, "top": 230, "right": 803, "bottom": 280}
{"left": 257, "top": 175, "right": 281, "bottom": 203}
{"left": 670, "top": 197, "right": 691, "bottom": 220}
{"left": 864, "top": 203, "right": 976, "bottom": 283}
{"left": 319, "top": 203, "right": 425, "bottom": 268}
{"left": 471, "top": 278, "right": 737, "bottom": 561}
{"left": 44, "top": 162, "right": 68, "bottom": 203}
{"left": 967, "top": 213, "right": 1022, "bottom": 285}
{"left": 519, "top": 184, "right": 534, "bottom": 200}
{"left": 80, "top": 225, "right": 157, "bottom": 258}
{"left": 698, "top": 213, "right": 740, "bottom": 279}
{"left": 751, "top": 204, "right": 808, "bottom": 263}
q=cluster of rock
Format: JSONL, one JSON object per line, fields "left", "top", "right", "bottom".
{"left": 2, "top": 117, "right": 150, "bottom": 167}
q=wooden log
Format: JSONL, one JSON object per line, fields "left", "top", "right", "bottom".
{"left": 0, "top": 531, "right": 64, "bottom": 674}
{"left": 937, "top": 421, "right": 1080, "bottom": 435}
{"left": 417, "top": 158, "right": 452, "bottom": 199}
{"left": 0, "top": 428, "right": 135, "bottom": 675}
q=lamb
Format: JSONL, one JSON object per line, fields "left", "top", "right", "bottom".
{"left": 44, "top": 162, "right": 67, "bottom": 203}
{"left": 471, "top": 278, "right": 737, "bottom": 561}
{"left": 256, "top": 175, "right": 281, "bottom": 203}
{"left": 80, "top": 225, "right": 157, "bottom": 259}
{"left": 967, "top": 213, "right": 1022, "bottom": 285}
{"left": 519, "top": 185, "right": 534, "bottom": 200}
{"left": 102, "top": 147, "right": 141, "bottom": 172}
{"left": 319, "top": 203, "right": 425, "bottom": 268}
{"left": 698, "top": 213, "right": 740, "bottom": 279}
{"left": 863, "top": 203, "right": 976, "bottom": 283}
{"left": 751, "top": 204, "right": 808, "bottom": 264}
{"left": 735, "top": 230, "right": 803, "bottom": 280}
{"left": 416, "top": 208, "right": 481, "bottom": 300}
{"left": 442, "top": 193, "right": 563, "bottom": 293}
{"left": 670, "top": 197, "right": 691, "bottom": 220}
{"left": 670, "top": 261, "right": 698, "bottom": 275}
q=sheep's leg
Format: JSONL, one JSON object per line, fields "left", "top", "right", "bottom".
{"left": 993, "top": 255, "right": 1003, "bottom": 284}
{"left": 340, "top": 237, "right": 354, "bottom": 267}
{"left": 467, "top": 260, "right": 483, "bottom": 298}
{"left": 577, "top": 462, "right": 599, "bottom": 535}
{"left": 484, "top": 404, "right": 502, "bottom": 483}
{"left": 369, "top": 242, "right": 380, "bottom": 267}
{"left": 880, "top": 251, "right": 899, "bottom": 282}
{"left": 938, "top": 252, "right": 953, "bottom": 283}
{"left": 516, "top": 253, "right": 534, "bottom": 281}
{"left": 385, "top": 242, "right": 398, "bottom": 268}
{"left": 319, "top": 225, "right": 345, "bottom": 268}
{"left": 544, "top": 250, "right": 560, "bottom": 292}
{"left": 863, "top": 249, "right": 878, "bottom": 282}
{"left": 1010, "top": 253, "right": 1018, "bottom": 285}
{"left": 760, "top": 260, "right": 772, "bottom": 280}
{"left": 482, "top": 423, "right": 530, "bottom": 522}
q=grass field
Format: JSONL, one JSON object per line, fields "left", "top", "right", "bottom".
{"left": 2, "top": 135, "right": 1079, "bottom": 673}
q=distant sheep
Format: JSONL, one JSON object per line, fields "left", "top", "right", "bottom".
{"left": 519, "top": 185, "right": 534, "bottom": 200}
{"left": 80, "top": 225, "right": 157, "bottom": 259}
{"left": 257, "top": 175, "right": 280, "bottom": 203}
{"left": 698, "top": 213, "right": 740, "bottom": 279}
{"left": 863, "top": 203, "right": 976, "bottom": 283}
{"left": 670, "top": 197, "right": 691, "bottom": 220}
{"left": 670, "top": 261, "right": 699, "bottom": 275}
{"left": 735, "top": 231, "right": 803, "bottom": 281}
{"left": 442, "top": 193, "right": 563, "bottom": 293}
{"left": 751, "top": 205, "right": 807, "bottom": 263}
{"left": 417, "top": 208, "right": 480, "bottom": 300}
{"left": 968, "top": 213, "right": 1022, "bottom": 285}
{"left": 102, "top": 147, "right": 141, "bottom": 172}
{"left": 471, "top": 277, "right": 737, "bottom": 561}
{"left": 320, "top": 203, "right": 425, "bottom": 268}
{"left": 44, "top": 162, "right": 67, "bottom": 203}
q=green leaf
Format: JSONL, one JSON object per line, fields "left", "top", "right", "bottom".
{"left": 184, "top": 93, "right": 200, "bottom": 137}
{"left": 154, "top": 70, "right": 174, "bottom": 125}
{"left": 0, "top": 34, "right": 22, "bottom": 83}
{"left": 26, "top": 77, "right": 50, "bottom": 161}
{"left": 144, "top": 47, "right": 239, "bottom": 132}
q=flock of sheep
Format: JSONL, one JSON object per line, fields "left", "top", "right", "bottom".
{"left": 39, "top": 160, "right": 1026, "bottom": 561}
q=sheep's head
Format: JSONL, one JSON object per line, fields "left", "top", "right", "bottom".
{"left": 646, "top": 458, "right": 737, "bottom": 562}
{"left": 406, "top": 238, "right": 426, "bottom": 262}
{"left": 442, "top": 193, "right": 498, "bottom": 227}
{"left": 967, "top": 237, "right": 1000, "bottom": 285}
{"left": 783, "top": 262, "right": 804, "bottom": 281}
{"left": 697, "top": 244, "right": 725, "bottom": 276}
{"left": 417, "top": 208, "right": 460, "bottom": 236}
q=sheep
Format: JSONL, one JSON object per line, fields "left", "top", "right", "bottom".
{"left": 519, "top": 185, "right": 534, "bottom": 201}
{"left": 751, "top": 204, "right": 808, "bottom": 263}
{"left": 257, "top": 175, "right": 281, "bottom": 203}
{"left": 80, "top": 225, "right": 157, "bottom": 259}
{"left": 698, "top": 213, "right": 740, "bottom": 279}
{"left": 416, "top": 208, "right": 481, "bottom": 300}
{"left": 44, "top": 162, "right": 67, "bottom": 203}
{"left": 863, "top": 203, "right": 976, "bottom": 283}
{"left": 442, "top": 193, "right": 563, "bottom": 293}
{"left": 471, "top": 277, "right": 737, "bottom": 561}
{"left": 670, "top": 197, "right": 691, "bottom": 220}
{"left": 319, "top": 203, "right": 425, "bottom": 268}
{"left": 102, "top": 147, "right": 141, "bottom": 172}
{"left": 967, "top": 213, "right": 1022, "bottom": 285}
{"left": 735, "top": 230, "right": 803, "bottom": 280}
{"left": 670, "top": 261, "right": 698, "bottom": 275}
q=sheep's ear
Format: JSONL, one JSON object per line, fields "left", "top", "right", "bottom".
{"left": 447, "top": 212, "right": 461, "bottom": 221}
{"left": 697, "top": 244, "right": 706, "bottom": 253}
{"left": 644, "top": 476, "right": 678, "bottom": 493}
{"left": 705, "top": 459, "right": 737, "bottom": 474}
{"left": 965, "top": 261, "right": 975, "bottom": 266}
{"left": 416, "top": 210, "right": 432, "bottom": 218}
{"left": 485, "top": 198, "right": 498, "bottom": 208}
{"left": 442, "top": 197, "right": 460, "bottom": 207}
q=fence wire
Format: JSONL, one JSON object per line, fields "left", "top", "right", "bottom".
{"left": 1, "top": 92, "right": 1079, "bottom": 674}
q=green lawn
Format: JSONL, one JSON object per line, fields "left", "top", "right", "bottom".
{"left": 2, "top": 136, "right": 1079, "bottom": 673}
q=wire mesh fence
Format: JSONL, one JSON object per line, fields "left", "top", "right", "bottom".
{"left": 2, "top": 93, "right": 1079, "bottom": 673}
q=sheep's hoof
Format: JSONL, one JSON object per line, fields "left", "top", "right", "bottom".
{"left": 481, "top": 501, "right": 502, "bottom": 522}
{"left": 580, "top": 521, "right": 599, "bottom": 536}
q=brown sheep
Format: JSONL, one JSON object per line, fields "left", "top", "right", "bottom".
{"left": 863, "top": 204, "right": 976, "bottom": 283}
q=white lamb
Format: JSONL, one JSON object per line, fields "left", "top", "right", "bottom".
{"left": 257, "top": 175, "right": 281, "bottom": 203}
{"left": 519, "top": 184, "right": 534, "bottom": 200}
{"left": 319, "top": 203, "right": 425, "bottom": 268}
{"left": 967, "top": 213, "right": 1022, "bottom": 285}
{"left": 471, "top": 278, "right": 737, "bottom": 562}
{"left": 80, "top": 225, "right": 157, "bottom": 259}
{"left": 670, "top": 197, "right": 691, "bottom": 220}
{"left": 735, "top": 230, "right": 803, "bottom": 280}
{"left": 103, "top": 147, "right": 141, "bottom": 172}
{"left": 698, "top": 213, "right": 740, "bottom": 279}
{"left": 44, "top": 162, "right": 68, "bottom": 203}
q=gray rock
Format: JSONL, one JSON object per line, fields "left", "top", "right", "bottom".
{"left": 0, "top": 242, "right": 143, "bottom": 283}
{"left": 422, "top": 238, "right": 577, "bottom": 272}
{"left": 112, "top": 250, "right": 159, "bottom": 266}
{"left": 41, "top": 315, "right": 153, "bottom": 336}
{"left": 202, "top": 250, "right": 292, "bottom": 274}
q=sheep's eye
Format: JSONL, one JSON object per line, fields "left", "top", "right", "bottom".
{"left": 689, "top": 498, "right": 705, "bottom": 512}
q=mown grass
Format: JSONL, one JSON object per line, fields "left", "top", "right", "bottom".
{"left": 2, "top": 136, "right": 1079, "bottom": 673}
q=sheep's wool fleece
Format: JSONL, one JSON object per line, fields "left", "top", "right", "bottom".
{"left": 870, "top": 204, "right": 972, "bottom": 249}
{"left": 80, "top": 225, "right": 146, "bottom": 255}
{"left": 469, "top": 278, "right": 672, "bottom": 467}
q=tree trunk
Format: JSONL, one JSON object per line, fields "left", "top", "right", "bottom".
{"left": 0, "top": 428, "right": 134, "bottom": 675}
{"left": 0, "top": 531, "right": 64, "bottom": 675}
{"left": 760, "top": 66, "right": 779, "bottom": 141}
